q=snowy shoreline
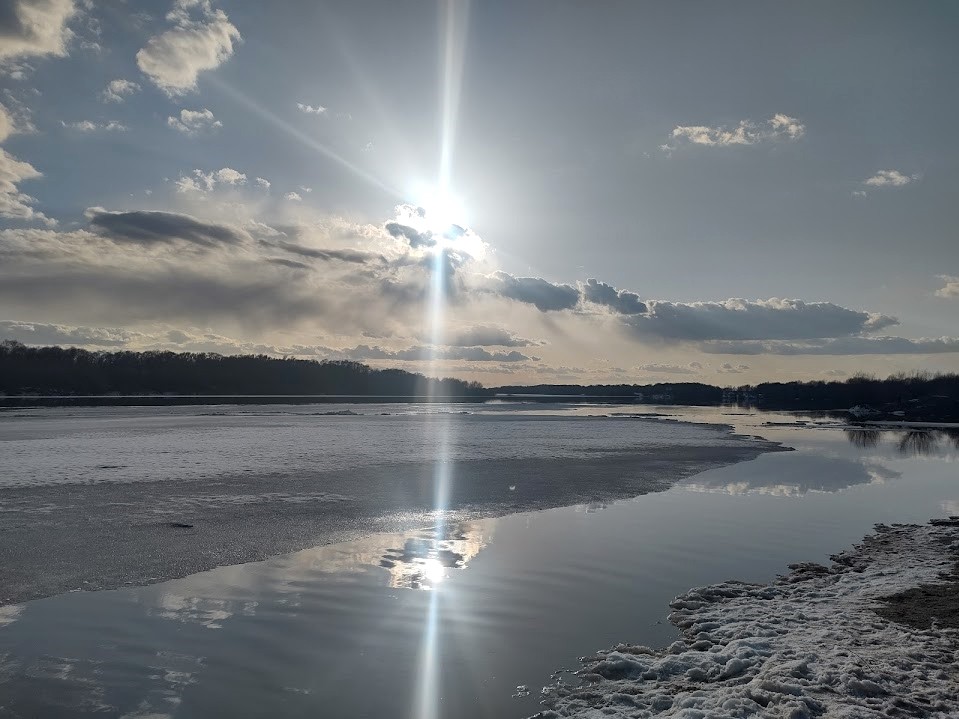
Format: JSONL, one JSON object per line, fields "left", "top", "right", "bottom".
{"left": 535, "top": 520, "right": 959, "bottom": 718}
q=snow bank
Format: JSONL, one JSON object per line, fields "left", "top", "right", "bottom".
{"left": 535, "top": 521, "right": 959, "bottom": 718}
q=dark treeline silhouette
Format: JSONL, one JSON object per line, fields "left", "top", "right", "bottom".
{"left": 0, "top": 341, "right": 488, "bottom": 399}
{"left": 3, "top": 341, "right": 957, "bottom": 418}
{"left": 496, "top": 372, "right": 959, "bottom": 420}
{"left": 747, "top": 371, "right": 959, "bottom": 420}
{"left": 494, "top": 383, "right": 724, "bottom": 404}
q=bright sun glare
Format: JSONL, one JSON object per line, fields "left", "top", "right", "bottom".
{"left": 412, "top": 184, "right": 468, "bottom": 236}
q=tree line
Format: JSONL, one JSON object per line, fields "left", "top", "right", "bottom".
{"left": 0, "top": 340, "right": 489, "bottom": 399}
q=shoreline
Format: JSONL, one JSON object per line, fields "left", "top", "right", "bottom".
{"left": 535, "top": 519, "right": 959, "bottom": 718}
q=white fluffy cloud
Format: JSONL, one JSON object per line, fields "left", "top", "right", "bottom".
{"left": 296, "top": 102, "right": 326, "bottom": 115}
{"left": 285, "top": 191, "right": 302, "bottom": 201}
{"left": 175, "top": 167, "right": 247, "bottom": 193}
{"left": 862, "top": 169, "right": 919, "bottom": 188}
{"left": 255, "top": 177, "right": 271, "bottom": 190}
{"left": 0, "top": 0, "right": 78, "bottom": 63}
{"left": 935, "top": 275, "right": 959, "bottom": 299}
{"left": 136, "top": 1, "right": 241, "bottom": 96}
{"left": 100, "top": 78, "right": 140, "bottom": 103}
{"left": 60, "top": 120, "right": 127, "bottom": 132}
{"left": 664, "top": 113, "right": 805, "bottom": 150}
{"left": 167, "top": 108, "right": 221, "bottom": 134}
{"left": 0, "top": 102, "right": 52, "bottom": 225}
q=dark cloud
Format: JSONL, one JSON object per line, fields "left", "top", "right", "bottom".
{"left": 448, "top": 325, "right": 541, "bottom": 347}
{"left": 582, "top": 278, "right": 647, "bottom": 314}
{"left": 628, "top": 298, "right": 897, "bottom": 341}
{"left": 578, "top": 279, "right": 899, "bottom": 342}
{"left": 385, "top": 222, "right": 434, "bottom": 249}
{"left": 86, "top": 208, "right": 246, "bottom": 247}
{"left": 266, "top": 257, "right": 310, "bottom": 270}
{"left": 274, "top": 240, "right": 377, "bottom": 264}
{"left": 701, "top": 336, "right": 959, "bottom": 355}
{"left": 340, "top": 344, "right": 535, "bottom": 363}
{"left": 485, "top": 271, "right": 580, "bottom": 312}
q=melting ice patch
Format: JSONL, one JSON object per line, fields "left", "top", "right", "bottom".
{"left": 535, "top": 521, "right": 959, "bottom": 718}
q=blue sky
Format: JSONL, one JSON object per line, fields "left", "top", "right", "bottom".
{"left": 2, "top": 0, "right": 958, "bottom": 384}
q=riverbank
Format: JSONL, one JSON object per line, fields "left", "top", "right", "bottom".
{"left": 536, "top": 519, "right": 959, "bottom": 718}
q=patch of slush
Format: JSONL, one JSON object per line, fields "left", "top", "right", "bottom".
{"left": 536, "top": 521, "right": 959, "bottom": 718}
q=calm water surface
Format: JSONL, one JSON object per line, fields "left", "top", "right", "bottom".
{"left": 0, "top": 404, "right": 957, "bottom": 718}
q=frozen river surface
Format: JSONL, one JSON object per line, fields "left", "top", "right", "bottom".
{"left": 0, "top": 403, "right": 957, "bottom": 718}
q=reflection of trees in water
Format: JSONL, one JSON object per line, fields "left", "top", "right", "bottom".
{"left": 845, "top": 427, "right": 959, "bottom": 456}
{"left": 897, "top": 431, "right": 939, "bottom": 456}
{"left": 845, "top": 429, "right": 881, "bottom": 448}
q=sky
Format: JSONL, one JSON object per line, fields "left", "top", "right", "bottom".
{"left": 1, "top": 0, "right": 959, "bottom": 386}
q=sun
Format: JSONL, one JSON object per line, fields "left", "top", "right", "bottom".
{"left": 411, "top": 184, "right": 468, "bottom": 236}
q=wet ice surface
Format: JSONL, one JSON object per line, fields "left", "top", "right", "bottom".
{"left": 0, "top": 404, "right": 749, "bottom": 489}
{"left": 0, "top": 405, "right": 958, "bottom": 718}
{"left": 540, "top": 522, "right": 959, "bottom": 718}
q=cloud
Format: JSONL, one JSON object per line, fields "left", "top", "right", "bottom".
{"left": 935, "top": 275, "right": 959, "bottom": 299}
{"left": 167, "top": 108, "right": 221, "bottom": 134}
{"left": 700, "top": 336, "right": 959, "bottom": 355}
{"left": 582, "top": 278, "right": 646, "bottom": 314}
{"left": 665, "top": 113, "right": 805, "bottom": 150}
{"left": 285, "top": 191, "right": 302, "bottom": 202}
{"left": 0, "top": 0, "right": 78, "bottom": 62}
{"left": 271, "top": 240, "right": 376, "bottom": 264}
{"left": 716, "top": 362, "right": 750, "bottom": 374}
{"left": 175, "top": 167, "right": 246, "bottom": 193}
{"left": 339, "top": 344, "right": 535, "bottom": 363}
{"left": 100, "top": 78, "right": 140, "bottom": 103}
{"left": 385, "top": 221, "right": 433, "bottom": 249}
{"left": 255, "top": 177, "right": 270, "bottom": 190}
{"left": 296, "top": 102, "right": 326, "bottom": 115}
{"left": 863, "top": 169, "right": 918, "bottom": 188}
{"left": 448, "top": 325, "right": 541, "bottom": 348}
{"left": 0, "top": 102, "right": 52, "bottom": 225}
{"left": 85, "top": 207, "right": 247, "bottom": 247}
{"left": 484, "top": 271, "right": 580, "bottom": 312}
{"left": 61, "top": 120, "right": 127, "bottom": 132}
{"left": 0, "top": 319, "right": 144, "bottom": 346}
{"left": 0, "top": 209, "right": 450, "bottom": 336}
{"left": 636, "top": 363, "right": 701, "bottom": 375}
{"left": 136, "top": 1, "right": 241, "bottom": 96}
{"left": 599, "top": 287, "right": 899, "bottom": 341}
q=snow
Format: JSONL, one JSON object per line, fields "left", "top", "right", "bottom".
{"left": 535, "top": 521, "right": 959, "bottom": 718}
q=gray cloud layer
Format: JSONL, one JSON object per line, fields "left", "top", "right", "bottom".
{"left": 86, "top": 208, "right": 246, "bottom": 247}
{"left": 582, "top": 278, "right": 647, "bottom": 314}
{"left": 484, "top": 271, "right": 580, "bottom": 312}
{"left": 701, "top": 337, "right": 959, "bottom": 355}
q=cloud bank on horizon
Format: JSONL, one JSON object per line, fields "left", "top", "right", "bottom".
{"left": 1, "top": 0, "right": 958, "bottom": 384}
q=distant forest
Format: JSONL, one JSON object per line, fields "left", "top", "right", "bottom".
{"left": 1, "top": 341, "right": 957, "bottom": 419}
{"left": 0, "top": 341, "right": 487, "bottom": 399}
{"left": 497, "top": 372, "right": 959, "bottom": 420}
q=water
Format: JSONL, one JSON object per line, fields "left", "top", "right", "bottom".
{"left": 0, "top": 404, "right": 957, "bottom": 718}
